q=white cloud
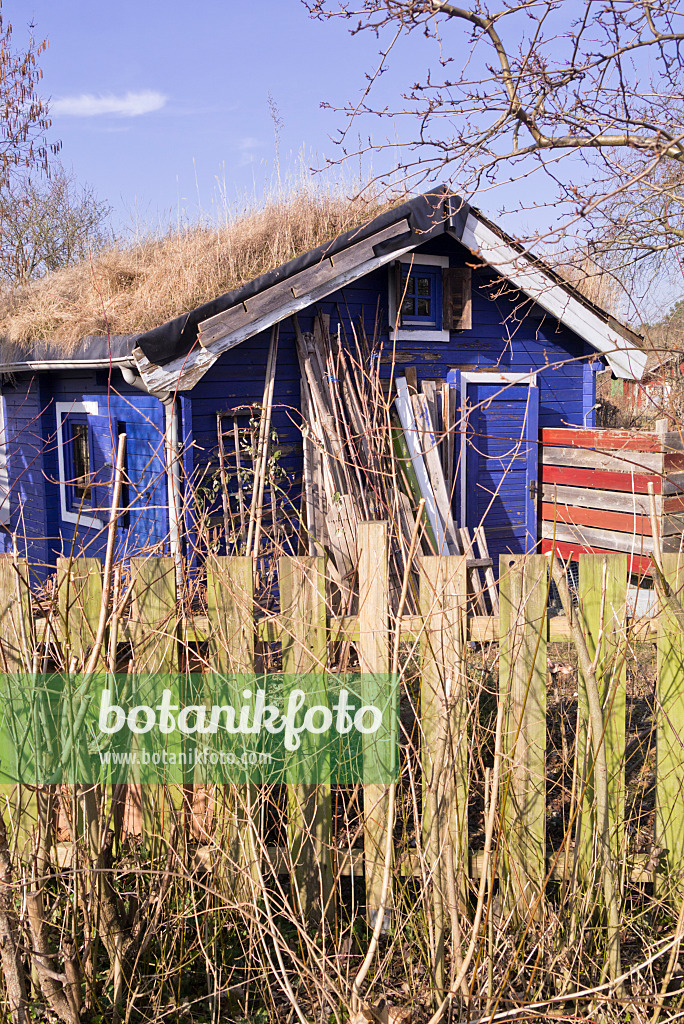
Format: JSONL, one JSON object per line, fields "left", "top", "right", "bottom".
{"left": 237, "top": 136, "right": 262, "bottom": 151}
{"left": 51, "top": 90, "right": 167, "bottom": 118}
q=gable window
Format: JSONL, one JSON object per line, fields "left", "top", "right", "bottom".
{"left": 56, "top": 402, "right": 103, "bottom": 529}
{"left": 400, "top": 266, "right": 441, "bottom": 328}
{"left": 389, "top": 253, "right": 471, "bottom": 342}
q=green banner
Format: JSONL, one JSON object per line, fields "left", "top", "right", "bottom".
{"left": 0, "top": 673, "right": 398, "bottom": 785}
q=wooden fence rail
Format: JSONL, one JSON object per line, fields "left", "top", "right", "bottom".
{"left": 0, "top": 535, "right": 682, "bottom": 920}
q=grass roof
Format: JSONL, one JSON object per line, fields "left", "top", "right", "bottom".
{"left": 0, "top": 185, "right": 397, "bottom": 358}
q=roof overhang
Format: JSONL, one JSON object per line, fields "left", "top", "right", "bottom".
{"left": 456, "top": 213, "right": 646, "bottom": 380}
{"left": 134, "top": 189, "right": 647, "bottom": 390}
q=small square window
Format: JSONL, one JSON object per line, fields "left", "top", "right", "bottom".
{"left": 400, "top": 267, "right": 441, "bottom": 328}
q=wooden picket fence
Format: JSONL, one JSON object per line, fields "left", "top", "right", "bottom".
{"left": 1, "top": 527, "right": 684, "bottom": 917}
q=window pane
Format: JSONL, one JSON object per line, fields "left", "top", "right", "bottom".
{"left": 401, "top": 296, "right": 416, "bottom": 317}
{"left": 417, "top": 276, "right": 431, "bottom": 296}
{"left": 71, "top": 423, "right": 91, "bottom": 501}
{"left": 417, "top": 297, "right": 431, "bottom": 317}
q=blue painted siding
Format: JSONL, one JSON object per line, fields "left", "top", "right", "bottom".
{"left": 3, "top": 230, "right": 603, "bottom": 570}
{"left": 21, "top": 372, "right": 169, "bottom": 566}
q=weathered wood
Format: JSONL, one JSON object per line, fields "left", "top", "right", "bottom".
{"left": 543, "top": 446, "right": 666, "bottom": 474}
{"left": 130, "top": 558, "right": 177, "bottom": 849}
{"left": 542, "top": 427, "right": 666, "bottom": 451}
{"left": 541, "top": 482, "right": 666, "bottom": 515}
{"left": 542, "top": 464, "right": 669, "bottom": 494}
{"left": 357, "top": 521, "right": 391, "bottom": 929}
{"left": 541, "top": 538, "right": 654, "bottom": 576}
{"left": 573, "top": 555, "right": 627, "bottom": 885}
{"left": 411, "top": 392, "right": 460, "bottom": 554}
{"left": 0, "top": 557, "right": 32, "bottom": 671}
{"left": 419, "top": 555, "right": 469, "bottom": 893}
{"left": 656, "top": 553, "right": 684, "bottom": 900}
{"left": 498, "top": 555, "right": 547, "bottom": 918}
{"left": 199, "top": 221, "right": 410, "bottom": 348}
{"left": 541, "top": 520, "right": 656, "bottom": 555}
{"left": 57, "top": 558, "right": 102, "bottom": 666}
{"left": 206, "top": 557, "right": 258, "bottom": 893}
{"left": 279, "top": 555, "right": 332, "bottom": 923}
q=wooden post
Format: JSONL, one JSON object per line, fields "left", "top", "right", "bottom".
{"left": 130, "top": 557, "right": 177, "bottom": 850}
{"left": 419, "top": 555, "right": 469, "bottom": 885}
{"left": 279, "top": 553, "right": 332, "bottom": 922}
{"left": 575, "top": 553, "right": 627, "bottom": 882}
{"left": 657, "top": 553, "right": 684, "bottom": 900}
{"left": 57, "top": 558, "right": 103, "bottom": 666}
{"left": 498, "top": 554, "right": 547, "bottom": 918}
{"left": 206, "top": 556, "right": 257, "bottom": 893}
{"left": 357, "top": 521, "right": 391, "bottom": 930}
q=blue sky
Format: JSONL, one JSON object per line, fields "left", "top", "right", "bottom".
{"left": 5, "top": 1, "right": 435, "bottom": 233}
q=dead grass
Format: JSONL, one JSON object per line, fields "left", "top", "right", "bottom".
{"left": 0, "top": 184, "right": 401, "bottom": 357}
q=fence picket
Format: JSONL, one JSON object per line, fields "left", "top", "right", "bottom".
{"left": 280, "top": 554, "right": 332, "bottom": 922}
{"left": 206, "top": 556, "right": 257, "bottom": 891}
{"left": 57, "top": 558, "right": 102, "bottom": 666}
{"left": 358, "top": 521, "right": 391, "bottom": 930}
{"left": 419, "top": 555, "right": 469, "bottom": 890}
{"left": 499, "top": 555, "right": 547, "bottom": 918}
{"left": 575, "top": 554, "right": 627, "bottom": 883}
{"left": 657, "top": 553, "right": 684, "bottom": 899}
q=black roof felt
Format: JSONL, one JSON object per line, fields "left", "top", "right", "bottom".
{"left": 135, "top": 186, "right": 470, "bottom": 366}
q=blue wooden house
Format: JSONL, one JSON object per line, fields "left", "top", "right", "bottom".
{"left": 0, "top": 186, "right": 645, "bottom": 576}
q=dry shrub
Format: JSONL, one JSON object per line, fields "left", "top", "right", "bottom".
{"left": 0, "top": 183, "right": 401, "bottom": 354}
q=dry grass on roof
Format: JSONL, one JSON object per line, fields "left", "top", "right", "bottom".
{"left": 0, "top": 186, "right": 401, "bottom": 355}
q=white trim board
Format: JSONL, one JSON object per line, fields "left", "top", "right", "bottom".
{"left": 55, "top": 401, "right": 104, "bottom": 529}
{"left": 459, "top": 214, "right": 646, "bottom": 381}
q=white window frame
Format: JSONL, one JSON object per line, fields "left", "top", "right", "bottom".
{"left": 56, "top": 401, "right": 104, "bottom": 529}
{"left": 0, "top": 394, "right": 10, "bottom": 526}
{"left": 389, "top": 253, "right": 450, "bottom": 343}
{"left": 458, "top": 371, "right": 538, "bottom": 529}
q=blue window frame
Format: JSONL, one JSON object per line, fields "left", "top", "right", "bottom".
{"left": 63, "top": 413, "right": 94, "bottom": 514}
{"left": 400, "top": 265, "right": 442, "bottom": 329}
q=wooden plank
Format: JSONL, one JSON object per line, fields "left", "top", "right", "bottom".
{"left": 540, "top": 539, "right": 653, "bottom": 576}
{"left": 279, "top": 554, "right": 332, "bottom": 923}
{"left": 130, "top": 557, "right": 177, "bottom": 851}
{"left": 656, "top": 553, "right": 684, "bottom": 900}
{"left": 541, "top": 520, "right": 656, "bottom": 555}
{"left": 0, "top": 557, "right": 33, "bottom": 671}
{"left": 357, "top": 521, "right": 391, "bottom": 930}
{"left": 541, "top": 482, "right": 663, "bottom": 515}
{"left": 197, "top": 218, "right": 411, "bottom": 349}
{"left": 541, "top": 502, "right": 654, "bottom": 536}
{"left": 575, "top": 554, "right": 627, "bottom": 882}
{"left": 541, "top": 464, "right": 665, "bottom": 494}
{"left": 541, "top": 428, "right": 663, "bottom": 452}
{"left": 542, "top": 445, "right": 666, "bottom": 474}
{"left": 395, "top": 377, "right": 445, "bottom": 551}
{"left": 411, "top": 392, "right": 460, "bottom": 554}
{"left": 542, "top": 502, "right": 684, "bottom": 539}
{"left": 498, "top": 554, "right": 547, "bottom": 918}
{"left": 57, "top": 558, "right": 103, "bottom": 666}
{"left": 206, "top": 557, "right": 258, "bottom": 893}
{"left": 329, "top": 219, "right": 410, "bottom": 275}
{"left": 419, "top": 555, "right": 469, "bottom": 903}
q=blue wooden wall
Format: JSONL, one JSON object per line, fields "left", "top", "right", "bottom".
{"left": 187, "top": 231, "right": 598, "bottom": 555}
{"left": 1, "top": 371, "right": 168, "bottom": 572}
{"left": 1, "top": 231, "right": 600, "bottom": 571}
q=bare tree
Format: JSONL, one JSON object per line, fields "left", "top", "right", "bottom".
{"left": 306, "top": 0, "right": 684, "bottom": 259}
{"left": 0, "top": 2, "right": 58, "bottom": 189}
{"left": 0, "top": 165, "right": 112, "bottom": 285}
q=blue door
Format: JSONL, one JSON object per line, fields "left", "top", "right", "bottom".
{"left": 463, "top": 378, "right": 539, "bottom": 573}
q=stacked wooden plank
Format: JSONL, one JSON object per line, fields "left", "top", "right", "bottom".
{"left": 540, "top": 426, "right": 684, "bottom": 573}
